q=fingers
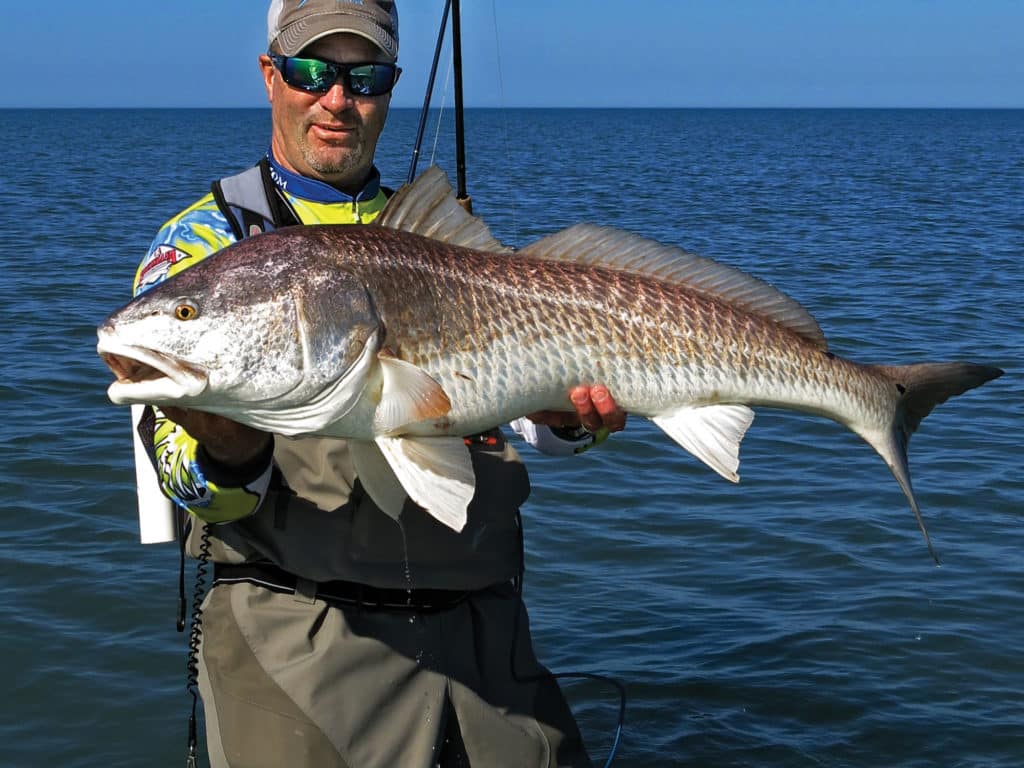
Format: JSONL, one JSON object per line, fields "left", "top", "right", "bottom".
{"left": 570, "top": 384, "right": 627, "bottom": 433}
{"left": 590, "top": 384, "right": 627, "bottom": 432}
{"left": 569, "top": 386, "right": 600, "bottom": 431}
{"left": 527, "top": 386, "right": 629, "bottom": 434}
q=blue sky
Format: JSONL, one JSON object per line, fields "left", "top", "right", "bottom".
{"left": 4, "top": 0, "right": 1021, "bottom": 108}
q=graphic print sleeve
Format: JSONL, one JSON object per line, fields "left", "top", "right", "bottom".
{"left": 147, "top": 409, "right": 273, "bottom": 523}
{"left": 134, "top": 197, "right": 273, "bottom": 523}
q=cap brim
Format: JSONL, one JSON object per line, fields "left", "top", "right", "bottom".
{"left": 276, "top": 15, "right": 397, "bottom": 60}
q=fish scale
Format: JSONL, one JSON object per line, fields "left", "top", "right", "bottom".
{"left": 315, "top": 227, "right": 902, "bottom": 441}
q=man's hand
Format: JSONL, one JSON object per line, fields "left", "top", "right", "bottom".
{"left": 161, "top": 407, "right": 272, "bottom": 467}
{"left": 526, "top": 384, "right": 627, "bottom": 434}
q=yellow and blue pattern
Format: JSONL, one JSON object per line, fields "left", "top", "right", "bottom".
{"left": 136, "top": 155, "right": 388, "bottom": 523}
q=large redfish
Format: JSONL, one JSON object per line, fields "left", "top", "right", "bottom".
{"left": 97, "top": 167, "right": 1002, "bottom": 557}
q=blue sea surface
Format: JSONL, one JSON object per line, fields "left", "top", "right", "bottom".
{"left": 1, "top": 108, "right": 1021, "bottom": 767}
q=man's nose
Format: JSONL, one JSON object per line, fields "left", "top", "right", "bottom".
{"left": 318, "top": 82, "right": 354, "bottom": 112}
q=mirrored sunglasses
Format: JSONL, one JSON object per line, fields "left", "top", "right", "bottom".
{"left": 270, "top": 55, "right": 400, "bottom": 97}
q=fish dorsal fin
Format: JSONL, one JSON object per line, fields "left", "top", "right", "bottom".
{"left": 519, "top": 223, "right": 827, "bottom": 350}
{"left": 376, "top": 166, "right": 512, "bottom": 254}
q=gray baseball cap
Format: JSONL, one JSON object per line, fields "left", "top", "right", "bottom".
{"left": 268, "top": 0, "right": 399, "bottom": 60}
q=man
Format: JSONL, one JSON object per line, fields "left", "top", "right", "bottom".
{"left": 137, "top": 2, "right": 625, "bottom": 766}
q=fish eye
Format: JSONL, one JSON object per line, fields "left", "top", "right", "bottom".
{"left": 174, "top": 301, "right": 199, "bottom": 321}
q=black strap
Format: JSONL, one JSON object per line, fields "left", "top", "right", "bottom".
{"left": 258, "top": 157, "right": 301, "bottom": 228}
{"left": 213, "top": 561, "right": 470, "bottom": 612}
{"left": 210, "top": 158, "right": 299, "bottom": 240}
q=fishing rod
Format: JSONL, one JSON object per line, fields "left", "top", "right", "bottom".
{"left": 406, "top": 0, "right": 450, "bottom": 185}
{"left": 407, "top": 0, "right": 472, "bottom": 212}
{"left": 450, "top": 0, "right": 470, "bottom": 210}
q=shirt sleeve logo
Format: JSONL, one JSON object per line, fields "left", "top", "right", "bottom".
{"left": 138, "top": 245, "right": 191, "bottom": 292}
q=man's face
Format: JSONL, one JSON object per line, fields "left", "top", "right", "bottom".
{"left": 259, "top": 33, "right": 393, "bottom": 192}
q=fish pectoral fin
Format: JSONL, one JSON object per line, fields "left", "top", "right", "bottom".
{"left": 375, "top": 355, "right": 452, "bottom": 434}
{"left": 652, "top": 404, "right": 755, "bottom": 483}
{"left": 375, "top": 435, "right": 475, "bottom": 532}
{"left": 349, "top": 439, "right": 408, "bottom": 521}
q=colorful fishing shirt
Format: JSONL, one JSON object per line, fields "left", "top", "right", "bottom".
{"left": 136, "top": 152, "right": 389, "bottom": 523}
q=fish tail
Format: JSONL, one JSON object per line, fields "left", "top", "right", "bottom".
{"left": 863, "top": 362, "right": 1004, "bottom": 564}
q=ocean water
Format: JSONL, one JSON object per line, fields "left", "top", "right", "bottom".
{"left": 1, "top": 107, "right": 1021, "bottom": 767}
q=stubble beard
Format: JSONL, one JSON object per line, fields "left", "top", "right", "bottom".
{"left": 298, "top": 122, "right": 368, "bottom": 182}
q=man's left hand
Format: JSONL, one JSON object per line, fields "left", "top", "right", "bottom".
{"left": 527, "top": 384, "right": 627, "bottom": 434}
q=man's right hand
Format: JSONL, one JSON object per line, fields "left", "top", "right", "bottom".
{"left": 161, "top": 407, "right": 272, "bottom": 467}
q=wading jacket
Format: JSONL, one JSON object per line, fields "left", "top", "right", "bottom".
{"left": 137, "top": 154, "right": 536, "bottom": 590}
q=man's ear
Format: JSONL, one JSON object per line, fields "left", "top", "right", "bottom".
{"left": 258, "top": 54, "right": 276, "bottom": 103}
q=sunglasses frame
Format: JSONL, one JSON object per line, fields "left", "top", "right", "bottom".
{"left": 269, "top": 54, "right": 401, "bottom": 97}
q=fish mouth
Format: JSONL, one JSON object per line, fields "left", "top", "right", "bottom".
{"left": 97, "top": 332, "right": 208, "bottom": 404}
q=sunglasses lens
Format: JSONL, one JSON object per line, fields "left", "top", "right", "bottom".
{"left": 275, "top": 57, "right": 397, "bottom": 96}
{"left": 346, "top": 64, "right": 395, "bottom": 96}
{"left": 284, "top": 58, "right": 335, "bottom": 92}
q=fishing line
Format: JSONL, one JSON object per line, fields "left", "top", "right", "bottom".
{"left": 428, "top": 57, "right": 453, "bottom": 169}
{"left": 410, "top": 3, "right": 624, "bottom": 761}
{"left": 510, "top": 510, "right": 627, "bottom": 768}
{"left": 489, "top": 0, "right": 521, "bottom": 247}
{"left": 487, "top": 4, "right": 621, "bottom": 749}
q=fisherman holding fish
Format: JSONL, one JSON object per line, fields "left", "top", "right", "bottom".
{"left": 122, "top": 2, "right": 624, "bottom": 766}
{"left": 101, "top": 1, "right": 1005, "bottom": 764}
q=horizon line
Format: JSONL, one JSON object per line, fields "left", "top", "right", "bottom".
{"left": 3, "top": 104, "right": 1022, "bottom": 111}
